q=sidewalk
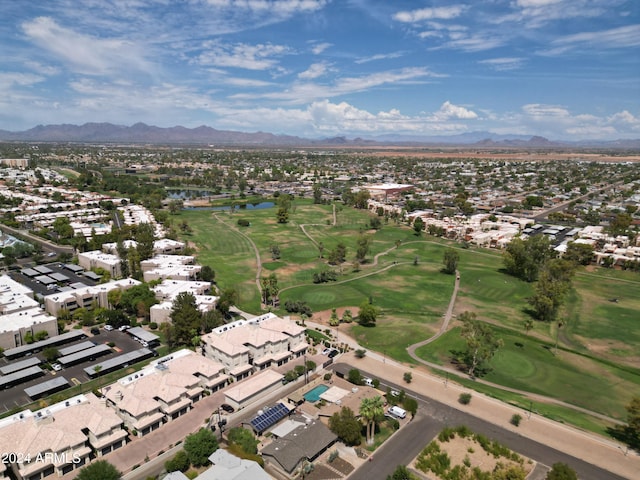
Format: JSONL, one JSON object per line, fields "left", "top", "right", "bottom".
{"left": 344, "top": 351, "right": 639, "bottom": 480}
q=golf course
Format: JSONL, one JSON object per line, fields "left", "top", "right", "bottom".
{"left": 178, "top": 199, "right": 640, "bottom": 435}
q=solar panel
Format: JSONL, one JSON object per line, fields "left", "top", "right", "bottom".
{"left": 250, "top": 402, "right": 290, "bottom": 433}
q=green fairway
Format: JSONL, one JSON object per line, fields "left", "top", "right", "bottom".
{"left": 178, "top": 201, "right": 640, "bottom": 427}
{"left": 415, "top": 326, "right": 640, "bottom": 420}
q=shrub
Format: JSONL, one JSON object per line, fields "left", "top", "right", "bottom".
{"left": 237, "top": 218, "right": 250, "bottom": 227}
{"left": 511, "top": 414, "right": 522, "bottom": 427}
{"left": 459, "top": 393, "right": 472, "bottom": 405}
{"left": 165, "top": 450, "right": 190, "bottom": 473}
{"left": 149, "top": 322, "right": 158, "bottom": 330}
{"left": 323, "top": 373, "right": 332, "bottom": 381}
{"left": 354, "top": 349, "right": 366, "bottom": 359}
{"left": 403, "top": 372, "right": 412, "bottom": 383}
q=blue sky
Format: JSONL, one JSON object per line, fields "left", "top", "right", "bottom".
{"left": 1, "top": 0, "right": 638, "bottom": 140}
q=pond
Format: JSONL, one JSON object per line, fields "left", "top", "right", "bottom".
{"left": 185, "top": 201, "right": 275, "bottom": 211}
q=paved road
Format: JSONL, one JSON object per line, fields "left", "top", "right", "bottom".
{"left": 343, "top": 364, "right": 630, "bottom": 480}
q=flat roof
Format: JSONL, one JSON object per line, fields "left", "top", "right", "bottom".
{"left": 21, "top": 268, "right": 39, "bottom": 277}
{"left": 3, "top": 330, "right": 86, "bottom": 358}
{"left": 0, "top": 366, "right": 43, "bottom": 388}
{"left": 24, "top": 376, "right": 70, "bottom": 399}
{"left": 64, "top": 264, "right": 84, "bottom": 272}
{"left": 58, "top": 341, "right": 96, "bottom": 356}
{"left": 49, "top": 272, "right": 70, "bottom": 282}
{"left": 34, "top": 275, "right": 56, "bottom": 285}
{"left": 0, "top": 356, "right": 41, "bottom": 375}
{"left": 58, "top": 344, "right": 112, "bottom": 366}
{"left": 225, "top": 369, "right": 284, "bottom": 403}
{"left": 127, "top": 327, "right": 159, "bottom": 343}
{"left": 84, "top": 348, "right": 153, "bottom": 377}
{"left": 33, "top": 266, "right": 53, "bottom": 274}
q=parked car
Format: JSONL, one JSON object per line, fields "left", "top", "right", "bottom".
{"left": 321, "top": 348, "right": 331, "bottom": 355}
{"left": 51, "top": 363, "right": 62, "bottom": 372}
{"left": 328, "top": 349, "right": 339, "bottom": 358}
{"left": 220, "top": 404, "right": 235, "bottom": 413}
{"left": 104, "top": 325, "right": 114, "bottom": 331}
{"left": 118, "top": 325, "right": 129, "bottom": 332}
{"left": 90, "top": 327, "right": 100, "bottom": 335}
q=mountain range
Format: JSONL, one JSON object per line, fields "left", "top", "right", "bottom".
{"left": 0, "top": 122, "right": 638, "bottom": 148}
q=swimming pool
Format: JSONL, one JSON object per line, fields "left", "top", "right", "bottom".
{"left": 304, "top": 384, "right": 329, "bottom": 403}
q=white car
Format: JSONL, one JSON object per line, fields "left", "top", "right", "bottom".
{"left": 52, "top": 363, "right": 62, "bottom": 372}
{"left": 104, "top": 325, "right": 114, "bottom": 331}
{"left": 119, "top": 325, "right": 129, "bottom": 332}
{"left": 390, "top": 390, "right": 400, "bottom": 397}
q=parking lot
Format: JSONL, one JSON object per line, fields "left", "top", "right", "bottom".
{"left": 0, "top": 327, "right": 146, "bottom": 413}
{"left": 9, "top": 262, "right": 99, "bottom": 298}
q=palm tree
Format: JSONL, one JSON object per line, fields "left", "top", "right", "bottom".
{"left": 360, "top": 396, "right": 384, "bottom": 445}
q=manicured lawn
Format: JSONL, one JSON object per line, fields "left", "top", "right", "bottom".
{"left": 415, "top": 326, "right": 640, "bottom": 419}
{"left": 178, "top": 201, "right": 640, "bottom": 429}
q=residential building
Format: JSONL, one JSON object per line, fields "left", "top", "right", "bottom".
{"left": 77, "top": 250, "right": 121, "bottom": 278}
{"left": 0, "top": 393, "right": 126, "bottom": 480}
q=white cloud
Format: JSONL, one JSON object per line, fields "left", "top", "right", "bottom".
{"left": 0, "top": 72, "right": 44, "bottom": 89}
{"left": 435, "top": 34, "right": 504, "bottom": 52}
{"left": 498, "top": 0, "right": 622, "bottom": 28}
{"left": 434, "top": 101, "right": 478, "bottom": 120}
{"left": 298, "top": 62, "right": 331, "bottom": 80}
{"left": 21, "top": 17, "right": 153, "bottom": 76}
{"left": 233, "top": 67, "right": 444, "bottom": 103}
{"left": 541, "top": 24, "right": 640, "bottom": 55}
{"left": 393, "top": 6, "right": 466, "bottom": 23}
{"left": 196, "top": 41, "right": 291, "bottom": 70}
{"left": 311, "top": 42, "right": 332, "bottom": 54}
{"left": 355, "top": 51, "right": 405, "bottom": 64}
{"left": 518, "top": 104, "right": 640, "bottom": 139}
{"left": 478, "top": 57, "right": 525, "bottom": 71}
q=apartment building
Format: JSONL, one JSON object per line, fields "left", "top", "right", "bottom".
{"left": 43, "top": 278, "right": 141, "bottom": 317}
{"left": 77, "top": 250, "right": 121, "bottom": 278}
{"left": 141, "top": 254, "right": 201, "bottom": 282}
{"left": 201, "top": 313, "right": 308, "bottom": 381}
{"left": 0, "top": 275, "right": 58, "bottom": 350}
{"left": 0, "top": 394, "right": 126, "bottom": 480}
{"left": 104, "top": 350, "right": 227, "bottom": 437}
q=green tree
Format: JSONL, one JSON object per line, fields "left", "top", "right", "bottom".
{"left": 545, "top": 462, "right": 578, "bottom": 480}
{"left": 217, "top": 287, "right": 239, "bottom": 317}
{"left": 387, "top": 465, "right": 417, "bottom": 480}
{"left": 529, "top": 259, "right": 575, "bottom": 322}
{"left": 608, "top": 212, "right": 632, "bottom": 236}
{"left": 134, "top": 222, "right": 156, "bottom": 261}
{"left": 354, "top": 190, "right": 371, "bottom": 209}
{"left": 357, "top": 300, "right": 378, "bottom": 327}
{"left": 355, "top": 234, "right": 371, "bottom": 262}
{"left": 168, "top": 199, "right": 184, "bottom": 214}
{"left": 200, "top": 265, "right": 215, "bottom": 282}
{"left": 171, "top": 292, "right": 202, "bottom": 345}
{"left": 413, "top": 217, "right": 424, "bottom": 235}
{"left": 313, "top": 184, "right": 323, "bottom": 204}
{"left": 403, "top": 372, "right": 412, "bottom": 383}
{"left": 42, "top": 347, "right": 59, "bottom": 362}
{"left": 328, "top": 242, "right": 347, "bottom": 265}
{"left": 165, "top": 450, "right": 190, "bottom": 473}
{"left": 348, "top": 368, "right": 363, "bottom": 385}
{"left": 564, "top": 242, "right": 594, "bottom": 266}
{"left": 260, "top": 273, "right": 279, "bottom": 306}
{"left": 402, "top": 397, "right": 418, "bottom": 418}
{"left": 52, "top": 217, "right": 74, "bottom": 240}
{"left": 276, "top": 194, "right": 292, "bottom": 223}
{"left": 614, "top": 396, "right": 640, "bottom": 451}
{"left": 360, "top": 395, "right": 385, "bottom": 445}
{"left": 329, "top": 308, "right": 339, "bottom": 326}
{"left": 503, "top": 235, "right": 553, "bottom": 282}
{"left": 329, "top": 407, "right": 362, "bottom": 446}
{"left": 75, "top": 460, "right": 121, "bottom": 480}
{"left": 442, "top": 247, "right": 459, "bottom": 275}
{"left": 119, "top": 284, "right": 158, "bottom": 320}
{"left": 523, "top": 319, "right": 534, "bottom": 337}
{"left": 183, "top": 427, "right": 219, "bottom": 467}
{"left": 228, "top": 427, "right": 259, "bottom": 454}
{"left": 459, "top": 311, "right": 503, "bottom": 377}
